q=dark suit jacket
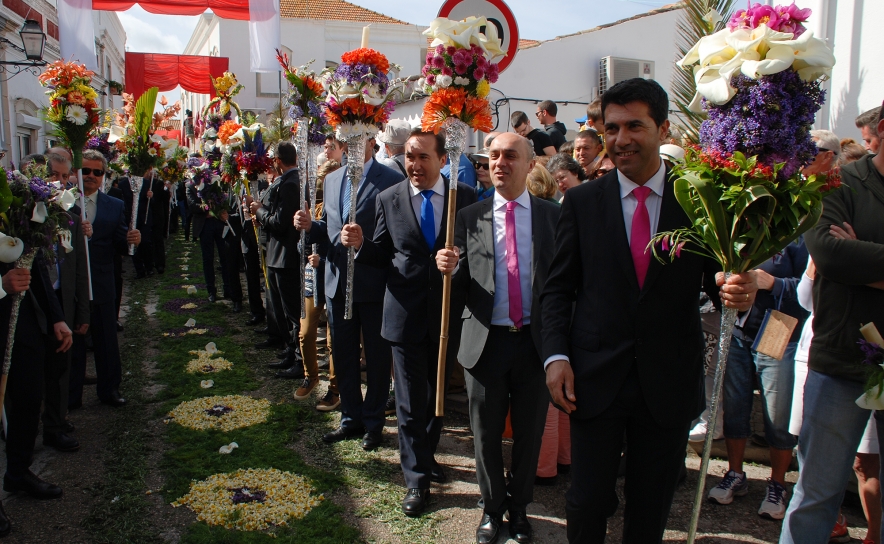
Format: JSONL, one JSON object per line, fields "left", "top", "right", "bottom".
{"left": 357, "top": 179, "right": 477, "bottom": 343}
{"left": 540, "top": 170, "right": 720, "bottom": 425}
{"left": 255, "top": 168, "right": 301, "bottom": 269}
{"left": 58, "top": 209, "right": 91, "bottom": 328}
{"left": 309, "top": 159, "right": 404, "bottom": 302}
{"left": 118, "top": 176, "right": 155, "bottom": 237}
{"left": 87, "top": 191, "right": 130, "bottom": 305}
{"left": 0, "top": 250, "right": 65, "bottom": 337}
{"left": 186, "top": 181, "right": 224, "bottom": 239}
{"left": 453, "top": 194, "right": 559, "bottom": 368}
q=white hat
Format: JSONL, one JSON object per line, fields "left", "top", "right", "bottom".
{"left": 377, "top": 119, "right": 411, "bottom": 146}
{"left": 660, "top": 144, "right": 685, "bottom": 162}
{"left": 470, "top": 148, "right": 490, "bottom": 161}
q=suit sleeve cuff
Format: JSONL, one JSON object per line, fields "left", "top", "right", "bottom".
{"left": 544, "top": 354, "right": 569, "bottom": 371}
{"left": 0, "top": 281, "right": 6, "bottom": 300}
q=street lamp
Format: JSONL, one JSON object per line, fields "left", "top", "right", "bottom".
{"left": 0, "top": 19, "right": 48, "bottom": 75}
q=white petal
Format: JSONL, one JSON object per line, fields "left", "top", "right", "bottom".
{"left": 0, "top": 237, "right": 24, "bottom": 263}
{"left": 185, "top": 318, "right": 196, "bottom": 327}
{"left": 31, "top": 202, "right": 48, "bottom": 224}
{"left": 59, "top": 229, "right": 74, "bottom": 253}
{"left": 205, "top": 342, "right": 218, "bottom": 355}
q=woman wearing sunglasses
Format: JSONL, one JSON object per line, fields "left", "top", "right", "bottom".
{"left": 470, "top": 149, "right": 494, "bottom": 201}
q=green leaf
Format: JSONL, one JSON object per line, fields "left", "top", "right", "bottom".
{"left": 0, "top": 168, "right": 11, "bottom": 214}
{"left": 134, "top": 87, "right": 159, "bottom": 140}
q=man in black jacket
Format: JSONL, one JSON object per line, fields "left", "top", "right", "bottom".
{"left": 342, "top": 128, "right": 476, "bottom": 516}
{"left": 536, "top": 100, "right": 567, "bottom": 151}
{"left": 247, "top": 141, "right": 303, "bottom": 375}
{"left": 187, "top": 176, "right": 231, "bottom": 303}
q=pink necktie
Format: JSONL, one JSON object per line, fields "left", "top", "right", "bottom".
{"left": 630, "top": 186, "right": 652, "bottom": 289}
{"left": 505, "top": 201, "right": 523, "bottom": 328}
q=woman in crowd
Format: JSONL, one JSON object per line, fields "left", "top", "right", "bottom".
{"left": 841, "top": 138, "right": 869, "bottom": 165}
{"left": 546, "top": 153, "right": 587, "bottom": 200}
{"left": 470, "top": 149, "right": 494, "bottom": 201}
{"left": 526, "top": 163, "right": 558, "bottom": 203}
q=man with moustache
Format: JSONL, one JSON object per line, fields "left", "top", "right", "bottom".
{"left": 436, "top": 132, "right": 559, "bottom": 543}
{"left": 541, "top": 79, "right": 758, "bottom": 543}
{"left": 340, "top": 128, "right": 476, "bottom": 516}
{"left": 69, "top": 150, "right": 141, "bottom": 408}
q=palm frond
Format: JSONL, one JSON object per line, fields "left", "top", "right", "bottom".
{"left": 671, "top": 0, "right": 739, "bottom": 144}
{"left": 134, "top": 87, "right": 159, "bottom": 140}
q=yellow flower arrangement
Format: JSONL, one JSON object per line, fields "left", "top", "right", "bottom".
{"left": 171, "top": 468, "right": 324, "bottom": 531}
{"left": 167, "top": 395, "right": 270, "bottom": 432}
{"left": 185, "top": 350, "right": 233, "bottom": 374}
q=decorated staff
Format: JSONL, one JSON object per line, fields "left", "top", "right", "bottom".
{"left": 277, "top": 51, "right": 328, "bottom": 318}
{"left": 660, "top": 5, "right": 836, "bottom": 541}
{"left": 419, "top": 16, "right": 502, "bottom": 416}
{"left": 323, "top": 46, "right": 398, "bottom": 319}
{"left": 234, "top": 126, "right": 273, "bottom": 288}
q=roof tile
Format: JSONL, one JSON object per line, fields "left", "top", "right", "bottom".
{"left": 280, "top": 0, "right": 409, "bottom": 25}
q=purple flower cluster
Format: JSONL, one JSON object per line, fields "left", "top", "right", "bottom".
{"left": 728, "top": 3, "right": 811, "bottom": 37}
{"left": 333, "top": 63, "right": 389, "bottom": 94}
{"left": 163, "top": 325, "right": 225, "bottom": 337}
{"left": 228, "top": 487, "right": 266, "bottom": 504}
{"left": 86, "top": 134, "right": 119, "bottom": 164}
{"left": 28, "top": 178, "right": 53, "bottom": 201}
{"left": 205, "top": 404, "right": 234, "bottom": 417}
{"left": 163, "top": 298, "right": 203, "bottom": 314}
{"left": 859, "top": 339, "right": 884, "bottom": 367}
{"left": 186, "top": 156, "right": 204, "bottom": 168}
{"left": 699, "top": 70, "right": 824, "bottom": 180}
{"left": 423, "top": 44, "right": 500, "bottom": 84}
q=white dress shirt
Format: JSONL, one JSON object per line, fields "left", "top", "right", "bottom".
{"left": 491, "top": 188, "right": 533, "bottom": 326}
{"left": 408, "top": 175, "right": 444, "bottom": 241}
{"left": 543, "top": 161, "right": 666, "bottom": 370}
{"left": 85, "top": 191, "right": 99, "bottom": 225}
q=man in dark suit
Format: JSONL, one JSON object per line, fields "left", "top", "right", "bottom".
{"left": 342, "top": 129, "right": 476, "bottom": 516}
{"left": 119, "top": 172, "right": 157, "bottom": 278}
{"left": 540, "top": 79, "right": 758, "bottom": 543}
{"left": 295, "top": 137, "right": 403, "bottom": 451}
{"left": 187, "top": 176, "right": 231, "bottom": 303}
{"left": 436, "top": 132, "right": 558, "bottom": 542}
{"left": 247, "top": 142, "right": 303, "bottom": 375}
{"left": 71, "top": 150, "right": 141, "bottom": 408}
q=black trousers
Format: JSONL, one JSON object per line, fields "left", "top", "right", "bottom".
{"left": 42, "top": 327, "right": 71, "bottom": 434}
{"left": 114, "top": 252, "right": 123, "bottom": 319}
{"left": 391, "top": 333, "right": 455, "bottom": 489}
{"left": 178, "top": 200, "right": 192, "bottom": 240}
{"left": 223, "top": 218, "right": 243, "bottom": 303}
{"left": 267, "top": 267, "right": 301, "bottom": 350}
{"left": 465, "top": 326, "right": 548, "bottom": 515}
{"left": 198, "top": 219, "right": 230, "bottom": 296}
{"left": 70, "top": 301, "right": 122, "bottom": 404}
{"left": 5, "top": 297, "right": 48, "bottom": 478}
{"left": 151, "top": 212, "right": 167, "bottom": 271}
{"left": 326, "top": 295, "right": 390, "bottom": 435}
{"left": 241, "top": 219, "right": 265, "bottom": 317}
{"left": 565, "top": 366, "right": 691, "bottom": 544}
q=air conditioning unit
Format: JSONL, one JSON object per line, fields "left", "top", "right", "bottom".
{"left": 599, "top": 57, "right": 656, "bottom": 95}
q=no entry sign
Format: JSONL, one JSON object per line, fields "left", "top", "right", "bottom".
{"left": 438, "top": 0, "right": 520, "bottom": 73}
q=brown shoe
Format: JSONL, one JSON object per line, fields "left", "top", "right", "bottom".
{"left": 293, "top": 377, "right": 319, "bottom": 401}
{"left": 316, "top": 390, "right": 341, "bottom": 412}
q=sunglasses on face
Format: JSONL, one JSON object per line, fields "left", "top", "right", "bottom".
{"left": 474, "top": 162, "right": 490, "bottom": 170}
{"left": 80, "top": 168, "right": 105, "bottom": 176}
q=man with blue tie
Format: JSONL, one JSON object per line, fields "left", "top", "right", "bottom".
{"left": 294, "top": 136, "right": 403, "bottom": 451}
{"left": 341, "top": 128, "right": 477, "bottom": 517}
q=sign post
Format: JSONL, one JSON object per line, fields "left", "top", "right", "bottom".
{"left": 437, "top": 0, "right": 520, "bottom": 73}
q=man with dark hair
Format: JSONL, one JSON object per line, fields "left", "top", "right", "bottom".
{"left": 46, "top": 153, "right": 70, "bottom": 185}
{"left": 341, "top": 128, "right": 476, "bottom": 516}
{"left": 536, "top": 100, "right": 567, "bottom": 151}
{"left": 573, "top": 130, "right": 604, "bottom": 172}
{"left": 246, "top": 141, "right": 303, "bottom": 376}
{"left": 855, "top": 105, "right": 882, "bottom": 153}
{"left": 511, "top": 111, "right": 555, "bottom": 157}
{"left": 585, "top": 98, "right": 604, "bottom": 132}
{"left": 541, "top": 78, "right": 758, "bottom": 543}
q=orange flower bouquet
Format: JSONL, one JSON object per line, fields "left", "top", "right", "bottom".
{"left": 39, "top": 60, "right": 101, "bottom": 169}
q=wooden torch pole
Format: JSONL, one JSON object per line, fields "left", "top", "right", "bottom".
{"left": 434, "top": 188, "right": 458, "bottom": 417}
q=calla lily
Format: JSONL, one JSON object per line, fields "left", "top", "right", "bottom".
{"left": 204, "top": 128, "right": 218, "bottom": 138}
{"left": 107, "top": 125, "right": 126, "bottom": 144}
{"left": 185, "top": 318, "right": 196, "bottom": 327}
{"left": 58, "top": 229, "right": 74, "bottom": 253}
{"left": 703, "top": 9, "right": 723, "bottom": 27}
{"left": 857, "top": 386, "right": 884, "bottom": 410}
{"left": 205, "top": 342, "right": 218, "bottom": 355}
{"left": 58, "top": 189, "right": 77, "bottom": 211}
{"left": 218, "top": 442, "right": 238, "bottom": 454}
{"left": 363, "top": 85, "right": 386, "bottom": 106}
{"left": 187, "top": 286, "right": 198, "bottom": 295}
{"left": 0, "top": 235, "right": 24, "bottom": 263}
{"left": 200, "top": 379, "right": 214, "bottom": 389}
{"left": 423, "top": 17, "right": 505, "bottom": 61}
{"left": 31, "top": 202, "right": 48, "bottom": 224}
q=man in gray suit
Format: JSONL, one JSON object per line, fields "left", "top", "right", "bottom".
{"left": 296, "top": 137, "right": 403, "bottom": 449}
{"left": 437, "top": 133, "right": 560, "bottom": 543}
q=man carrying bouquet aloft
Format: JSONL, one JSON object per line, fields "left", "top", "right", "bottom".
{"left": 187, "top": 174, "right": 232, "bottom": 303}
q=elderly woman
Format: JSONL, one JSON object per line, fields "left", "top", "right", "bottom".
{"left": 526, "top": 163, "right": 558, "bottom": 202}
{"left": 546, "top": 153, "right": 588, "bottom": 200}
{"left": 470, "top": 149, "right": 494, "bottom": 201}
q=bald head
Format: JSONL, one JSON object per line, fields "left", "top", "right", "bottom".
{"left": 488, "top": 132, "right": 536, "bottom": 200}
{"left": 483, "top": 132, "right": 501, "bottom": 148}
{"left": 48, "top": 147, "right": 72, "bottom": 163}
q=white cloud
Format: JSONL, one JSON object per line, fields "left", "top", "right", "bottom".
{"left": 117, "top": 6, "right": 200, "bottom": 54}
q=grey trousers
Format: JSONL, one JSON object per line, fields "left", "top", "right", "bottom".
{"left": 465, "top": 326, "right": 548, "bottom": 515}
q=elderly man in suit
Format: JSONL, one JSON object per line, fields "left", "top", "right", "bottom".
{"left": 119, "top": 172, "right": 159, "bottom": 278}
{"left": 540, "top": 79, "right": 758, "bottom": 543}
{"left": 70, "top": 150, "right": 141, "bottom": 409}
{"left": 342, "top": 128, "right": 477, "bottom": 516}
{"left": 295, "top": 137, "right": 403, "bottom": 450}
{"left": 436, "top": 132, "right": 558, "bottom": 542}
{"left": 245, "top": 141, "right": 303, "bottom": 376}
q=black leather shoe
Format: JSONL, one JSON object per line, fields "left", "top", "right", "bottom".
{"left": 232, "top": 301, "right": 242, "bottom": 313}
{"left": 267, "top": 358, "right": 294, "bottom": 369}
{"left": 246, "top": 315, "right": 265, "bottom": 326}
{"left": 362, "top": 432, "right": 382, "bottom": 451}
{"left": 507, "top": 509, "right": 532, "bottom": 543}
{"left": 254, "top": 338, "right": 284, "bottom": 350}
{"left": 100, "top": 392, "right": 126, "bottom": 407}
{"left": 254, "top": 326, "right": 270, "bottom": 335}
{"left": 401, "top": 488, "right": 430, "bottom": 517}
{"left": 476, "top": 512, "right": 503, "bottom": 544}
{"left": 430, "top": 461, "right": 447, "bottom": 483}
{"left": 3, "top": 471, "right": 63, "bottom": 499}
{"left": 43, "top": 432, "right": 80, "bottom": 452}
{"left": 275, "top": 365, "right": 305, "bottom": 380}
{"left": 322, "top": 425, "right": 365, "bottom": 444}
{"left": 276, "top": 347, "right": 294, "bottom": 359}
{"left": 207, "top": 293, "right": 217, "bottom": 303}
{"left": 0, "top": 500, "right": 10, "bottom": 536}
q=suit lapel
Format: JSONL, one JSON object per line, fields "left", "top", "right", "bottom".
{"left": 529, "top": 195, "right": 541, "bottom": 287}
{"left": 641, "top": 170, "right": 682, "bottom": 296}
{"left": 604, "top": 175, "right": 639, "bottom": 292}
{"left": 393, "top": 181, "right": 422, "bottom": 245}
{"left": 477, "top": 197, "right": 495, "bottom": 276}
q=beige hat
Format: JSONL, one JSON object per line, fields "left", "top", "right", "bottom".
{"left": 659, "top": 144, "right": 685, "bottom": 162}
{"left": 470, "top": 148, "right": 490, "bottom": 161}
{"left": 377, "top": 119, "right": 412, "bottom": 146}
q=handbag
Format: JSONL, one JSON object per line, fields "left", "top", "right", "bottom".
{"left": 751, "top": 285, "right": 799, "bottom": 360}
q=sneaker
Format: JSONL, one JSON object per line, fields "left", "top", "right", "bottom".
{"left": 293, "top": 378, "right": 319, "bottom": 401}
{"left": 708, "top": 470, "right": 748, "bottom": 505}
{"left": 689, "top": 421, "right": 724, "bottom": 443}
{"left": 316, "top": 390, "right": 340, "bottom": 412}
{"left": 829, "top": 514, "right": 850, "bottom": 543}
{"left": 758, "top": 479, "right": 788, "bottom": 520}
{"left": 385, "top": 392, "right": 396, "bottom": 416}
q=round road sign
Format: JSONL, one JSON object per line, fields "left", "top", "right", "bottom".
{"left": 437, "top": 0, "right": 520, "bottom": 73}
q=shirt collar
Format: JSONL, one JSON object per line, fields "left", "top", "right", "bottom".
{"left": 617, "top": 160, "right": 666, "bottom": 199}
{"left": 493, "top": 186, "right": 531, "bottom": 210}
{"left": 409, "top": 175, "right": 445, "bottom": 197}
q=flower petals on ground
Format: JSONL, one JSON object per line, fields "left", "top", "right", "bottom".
{"left": 167, "top": 395, "right": 270, "bottom": 431}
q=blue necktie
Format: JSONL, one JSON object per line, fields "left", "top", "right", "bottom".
{"left": 341, "top": 174, "right": 353, "bottom": 222}
{"left": 420, "top": 190, "right": 436, "bottom": 248}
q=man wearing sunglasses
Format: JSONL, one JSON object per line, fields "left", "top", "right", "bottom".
{"left": 69, "top": 150, "right": 141, "bottom": 409}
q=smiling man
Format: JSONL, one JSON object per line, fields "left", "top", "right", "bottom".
{"left": 540, "top": 78, "right": 759, "bottom": 543}
{"left": 341, "top": 128, "right": 476, "bottom": 517}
